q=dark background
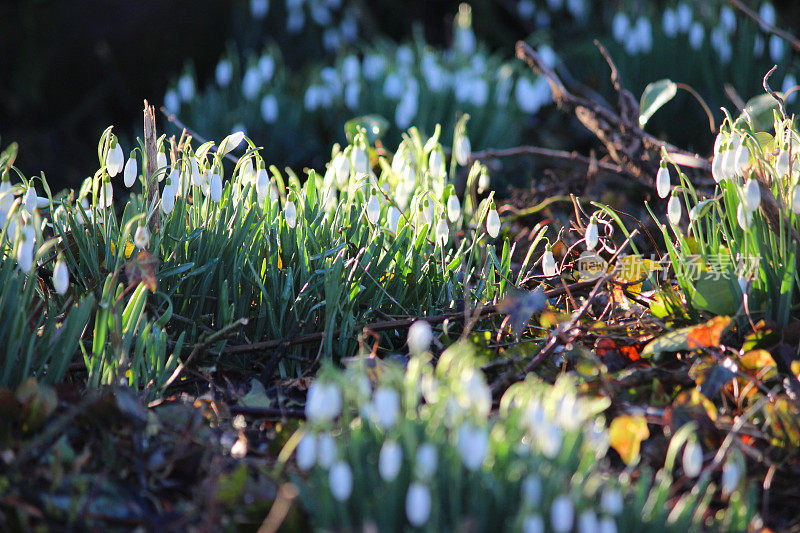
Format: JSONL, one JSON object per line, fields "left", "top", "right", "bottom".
{"left": 2, "top": 0, "right": 799, "bottom": 190}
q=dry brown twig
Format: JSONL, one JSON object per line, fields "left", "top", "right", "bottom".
{"left": 728, "top": 0, "right": 800, "bottom": 53}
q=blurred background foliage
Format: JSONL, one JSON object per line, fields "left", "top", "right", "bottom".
{"left": 2, "top": 0, "right": 800, "bottom": 190}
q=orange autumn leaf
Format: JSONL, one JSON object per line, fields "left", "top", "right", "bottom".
{"left": 686, "top": 315, "right": 731, "bottom": 349}
{"left": 609, "top": 414, "right": 650, "bottom": 465}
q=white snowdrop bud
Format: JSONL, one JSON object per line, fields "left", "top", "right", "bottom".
{"left": 721, "top": 459, "right": 742, "bottom": 497}
{"left": 328, "top": 461, "right": 353, "bottom": 502}
{"left": 522, "top": 475, "right": 542, "bottom": 506}
{"left": 107, "top": 142, "right": 124, "bottom": 177}
{"left": 24, "top": 186, "right": 37, "bottom": 215}
{"left": 578, "top": 510, "right": 599, "bottom": 533}
{"left": 550, "top": 495, "right": 574, "bottom": 533}
{"left": 599, "top": 517, "right": 618, "bottom": 533}
{"left": 210, "top": 173, "right": 222, "bottom": 203}
{"left": 53, "top": 257, "right": 69, "bottom": 295}
{"left": 656, "top": 165, "right": 670, "bottom": 198}
{"left": 316, "top": 433, "right": 337, "bottom": 469}
{"left": 543, "top": 249, "right": 558, "bottom": 277}
{"left": 352, "top": 147, "right": 369, "bottom": 177}
{"left": 421, "top": 199, "right": 434, "bottom": 227}
{"left": 408, "top": 320, "right": 433, "bottom": 354}
{"left": 737, "top": 202, "right": 752, "bottom": 230}
{"left": 161, "top": 186, "right": 176, "bottom": 214}
{"left": 447, "top": 194, "right": 461, "bottom": 222}
{"left": 538, "top": 422, "right": 563, "bottom": 458}
{"left": 405, "top": 483, "right": 432, "bottom": 527}
{"left": 742, "top": 178, "right": 760, "bottom": 213}
{"left": 378, "top": 440, "right": 403, "bottom": 481}
{"left": 455, "top": 135, "right": 471, "bottom": 166}
{"left": 251, "top": 0, "right": 269, "bottom": 18}
{"left": 585, "top": 218, "right": 599, "bottom": 251}
{"left": 435, "top": 219, "right": 449, "bottom": 246}
{"left": 428, "top": 150, "right": 445, "bottom": 179}
{"left": 792, "top": 186, "right": 800, "bottom": 215}
{"left": 689, "top": 205, "right": 699, "bottom": 221}
{"left": 215, "top": 59, "right": 233, "bottom": 87}
{"left": 667, "top": 195, "right": 682, "bottom": 225}
{"left": 523, "top": 515, "right": 545, "bottom": 533}
{"left": 712, "top": 151, "right": 725, "bottom": 183}
{"left": 285, "top": 200, "right": 298, "bottom": 228}
{"left": 260, "top": 94, "right": 279, "bottom": 123}
{"left": 164, "top": 90, "right": 180, "bottom": 113}
{"left": 305, "top": 381, "right": 342, "bottom": 423}
{"left": 124, "top": 157, "right": 138, "bottom": 188}
{"left": 190, "top": 158, "right": 202, "bottom": 187}
{"left": 256, "top": 169, "right": 269, "bottom": 202}
{"left": 157, "top": 150, "right": 167, "bottom": 171}
{"left": 134, "top": 225, "right": 150, "bottom": 249}
{"left": 776, "top": 150, "right": 790, "bottom": 177}
{"left": 366, "top": 194, "right": 381, "bottom": 224}
{"left": 612, "top": 12, "right": 629, "bottom": 43}
{"left": 177, "top": 74, "right": 194, "bottom": 101}
{"left": 734, "top": 142, "right": 751, "bottom": 174}
{"left": 334, "top": 153, "right": 350, "bottom": 188}
{"left": 387, "top": 206, "right": 401, "bottom": 234}
{"left": 242, "top": 67, "right": 262, "bottom": 100}
{"left": 478, "top": 170, "right": 490, "bottom": 193}
{"left": 17, "top": 225, "right": 35, "bottom": 273}
{"left": 371, "top": 386, "right": 400, "bottom": 429}
{"left": 296, "top": 432, "right": 317, "bottom": 471}
{"left": 415, "top": 443, "right": 438, "bottom": 479}
{"left": 486, "top": 208, "right": 501, "bottom": 238}
{"left": 683, "top": 440, "right": 703, "bottom": 478}
{"left": 456, "top": 423, "right": 488, "bottom": 471}
{"left": 600, "top": 488, "right": 623, "bottom": 515}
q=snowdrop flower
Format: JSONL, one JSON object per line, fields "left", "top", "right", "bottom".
{"left": 415, "top": 443, "right": 437, "bottom": 479}
{"left": 689, "top": 205, "right": 699, "bottom": 221}
{"left": 742, "top": 178, "right": 760, "bottom": 213}
{"left": 24, "top": 186, "right": 37, "bottom": 215}
{"left": 332, "top": 153, "right": 350, "bottom": 188}
{"left": 737, "top": 202, "right": 752, "bottom": 229}
{"left": 251, "top": 0, "right": 269, "bottom": 18}
{"left": 285, "top": 200, "right": 298, "bottom": 228}
{"left": 296, "top": 432, "right": 317, "bottom": 471}
{"left": 759, "top": 2, "right": 776, "bottom": 28}
{"left": 667, "top": 195, "right": 682, "bottom": 225}
{"left": 215, "top": 59, "right": 233, "bottom": 87}
{"left": 328, "top": 462, "right": 353, "bottom": 501}
{"left": 371, "top": 386, "right": 400, "bottom": 429}
{"left": 305, "top": 381, "right": 342, "bottom": 423}
{"left": 721, "top": 459, "right": 742, "bottom": 497}
{"left": 683, "top": 440, "right": 703, "bottom": 478}
{"left": 456, "top": 423, "right": 488, "bottom": 471}
{"left": 676, "top": 2, "right": 692, "bottom": 32}
{"left": 408, "top": 320, "right": 433, "bottom": 354}
{"left": 783, "top": 75, "right": 797, "bottom": 103}
{"left": 107, "top": 141, "right": 124, "bottom": 177}
{"left": 599, "top": 517, "right": 618, "bottom": 533}
{"left": 734, "top": 141, "right": 751, "bottom": 175}
{"left": 344, "top": 82, "right": 360, "bottom": 110}
{"left": 662, "top": 8, "right": 678, "bottom": 37}
{"left": 585, "top": 217, "right": 599, "bottom": 251}
{"left": 420, "top": 198, "right": 434, "bottom": 227}
{"left": 53, "top": 256, "right": 69, "bottom": 295}
{"left": 522, "top": 475, "right": 542, "bottom": 506}
{"left": 455, "top": 134, "right": 471, "bottom": 166}
{"left": 600, "top": 488, "right": 623, "bottom": 515}
{"left": 611, "top": 12, "right": 629, "bottom": 43}
{"left": 255, "top": 169, "right": 270, "bottom": 203}
{"left": 387, "top": 206, "right": 401, "bottom": 234}
{"left": 258, "top": 55, "right": 275, "bottom": 82}
{"left": 177, "top": 74, "right": 195, "bottom": 101}
{"left": 317, "top": 433, "right": 337, "bottom": 469}
{"left": 99, "top": 180, "right": 114, "bottom": 209}
{"left": 550, "top": 495, "right": 574, "bottom": 533}
{"left": 656, "top": 165, "right": 670, "bottom": 198}
{"left": 447, "top": 194, "right": 461, "bottom": 222}
{"left": 123, "top": 156, "right": 138, "bottom": 188}
{"left": 405, "top": 483, "right": 432, "bottom": 527}
{"left": 395, "top": 93, "right": 418, "bottom": 130}
{"left": 286, "top": 8, "right": 305, "bottom": 33}
{"left": 634, "top": 17, "right": 653, "bottom": 53}
{"left": 161, "top": 184, "right": 176, "bottom": 214}
{"left": 16, "top": 224, "right": 36, "bottom": 273}
{"left": 543, "top": 248, "right": 558, "bottom": 277}
{"left": 769, "top": 35, "right": 785, "bottom": 63}
{"left": 210, "top": 172, "right": 222, "bottom": 202}
{"left": 462, "top": 368, "right": 491, "bottom": 417}
{"left": 378, "top": 440, "right": 403, "bottom": 481}
{"left": 366, "top": 194, "right": 381, "bottom": 224}
{"left": 720, "top": 6, "right": 737, "bottom": 33}
{"left": 242, "top": 67, "right": 262, "bottom": 100}
{"left": 341, "top": 55, "right": 360, "bottom": 83}
{"left": 352, "top": 146, "right": 369, "bottom": 178}
{"left": 523, "top": 515, "right": 545, "bottom": 533}
{"left": 478, "top": 170, "right": 490, "bottom": 194}
{"left": 792, "top": 187, "right": 800, "bottom": 215}
{"left": 157, "top": 150, "right": 167, "bottom": 170}
{"left": 537, "top": 423, "right": 563, "bottom": 458}
{"left": 486, "top": 208, "right": 501, "bottom": 238}
{"left": 134, "top": 224, "right": 150, "bottom": 249}
{"left": 688, "top": 22, "right": 705, "bottom": 50}
{"left": 435, "top": 219, "right": 449, "bottom": 246}
{"left": 164, "top": 90, "right": 180, "bottom": 114}
{"left": 578, "top": 510, "right": 599, "bottom": 533}
{"left": 383, "top": 73, "right": 405, "bottom": 100}
{"left": 469, "top": 78, "right": 489, "bottom": 106}
{"left": 515, "top": 77, "right": 541, "bottom": 114}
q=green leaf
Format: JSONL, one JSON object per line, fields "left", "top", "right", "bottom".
{"left": 639, "top": 79, "right": 678, "bottom": 127}
{"left": 691, "top": 276, "right": 739, "bottom": 316}
{"left": 738, "top": 93, "right": 781, "bottom": 132}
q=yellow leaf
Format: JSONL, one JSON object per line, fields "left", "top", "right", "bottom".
{"left": 614, "top": 256, "right": 661, "bottom": 294}
{"left": 609, "top": 414, "right": 650, "bottom": 465}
